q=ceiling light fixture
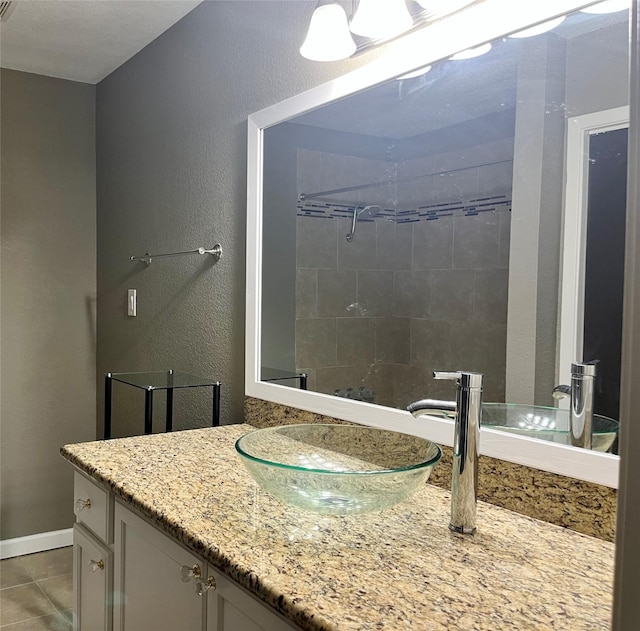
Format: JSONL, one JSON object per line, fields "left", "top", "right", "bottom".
{"left": 580, "top": 0, "right": 629, "bottom": 13}
{"left": 450, "top": 42, "right": 492, "bottom": 60}
{"left": 349, "top": 0, "right": 414, "bottom": 40}
{"left": 0, "top": 0, "right": 17, "bottom": 22}
{"left": 507, "top": 15, "right": 566, "bottom": 38}
{"left": 299, "top": 0, "right": 482, "bottom": 62}
{"left": 300, "top": 3, "right": 357, "bottom": 61}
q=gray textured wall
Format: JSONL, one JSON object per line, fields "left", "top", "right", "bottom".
{"left": 96, "top": 1, "right": 375, "bottom": 436}
{"left": 0, "top": 69, "right": 96, "bottom": 539}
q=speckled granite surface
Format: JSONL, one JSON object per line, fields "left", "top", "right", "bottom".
{"left": 61, "top": 425, "right": 614, "bottom": 631}
{"left": 245, "top": 397, "right": 617, "bottom": 541}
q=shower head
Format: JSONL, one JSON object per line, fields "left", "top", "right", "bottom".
{"left": 346, "top": 205, "right": 382, "bottom": 241}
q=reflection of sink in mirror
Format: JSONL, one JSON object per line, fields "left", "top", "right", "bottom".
{"left": 481, "top": 404, "right": 619, "bottom": 453}
{"left": 235, "top": 424, "right": 441, "bottom": 514}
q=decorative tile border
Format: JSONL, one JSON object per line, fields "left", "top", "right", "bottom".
{"left": 296, "top": 200, "right": 395, "bottom": 221}
{"left": 296, "top": 195, "right": 511, "bottom": 223}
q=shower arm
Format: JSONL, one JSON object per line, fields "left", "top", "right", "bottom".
{"left": 346, "top": 205, "right": 381, "bottom": 242}
{"left": 346, "top": 206, "right": 361, "bottom": 242}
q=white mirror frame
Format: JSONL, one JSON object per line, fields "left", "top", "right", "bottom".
{"left": 246, "top": 0, "right": 622, "bottom": 488}
{"left": 559, "top": 106, "right": 630, "bottom": 386}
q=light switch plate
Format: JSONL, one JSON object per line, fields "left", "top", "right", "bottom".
{"left": 127, "top": 289, "right": 137, "bottom": 316}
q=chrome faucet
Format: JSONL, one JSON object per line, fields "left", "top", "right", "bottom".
{"left": 407, "top": 371, "right": 483, "bottom": 535}
{"left": 552, "top": 361, "right": 597, "bottom": 450}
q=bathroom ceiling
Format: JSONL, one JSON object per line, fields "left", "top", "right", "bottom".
{"left": 0, "top": 0, "right": 202, "bottom": 84}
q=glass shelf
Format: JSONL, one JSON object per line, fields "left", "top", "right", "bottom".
{"left": 104, "top": 370, "right": 221, "bottom": 439}
{"left": 110, "top": 370, "right": 220, "bottom": 390}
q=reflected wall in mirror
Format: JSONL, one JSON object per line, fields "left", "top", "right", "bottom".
{"left": 252, "top": 2, "right": 631, "bottom": 477}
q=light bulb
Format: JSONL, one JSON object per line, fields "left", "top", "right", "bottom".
{"left": 350, "top": 0, "right": 414, "bottom": 40}
{"left": 508, "top": 16, "right": 565, "bottom": 38}
{"left": 300, "top": 4, "right": 357, "bottom": 61}
{"left": 581, "top": 0, "right": 629, "bottom": 13}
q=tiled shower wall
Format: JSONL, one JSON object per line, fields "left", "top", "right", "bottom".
{"left": 295, "top": 139, "right": 513, "bottom": 408}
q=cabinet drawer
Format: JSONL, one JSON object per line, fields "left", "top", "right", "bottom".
{"left": 74, "top": 472, "right": 111, "bottom": 543}
{"left": 73, "top": 524, "right": 112, "bottom": 631}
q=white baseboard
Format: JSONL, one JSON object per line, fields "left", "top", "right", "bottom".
{"left": 0, "top": 528, "right": 73, "bottom": 559}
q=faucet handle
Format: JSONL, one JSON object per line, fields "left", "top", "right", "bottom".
{"left": 433, "top": 371, "right": 483, "bottom": 389}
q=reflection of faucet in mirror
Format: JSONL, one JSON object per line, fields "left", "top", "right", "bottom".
{"left": 408, "top": 371, "right": 483, "bottom": 535}
{"left": 552, "top": 362, "right": 598, "bottom": 450}
{"left": 345, "top": 205, "right": 381, "bottom": 242}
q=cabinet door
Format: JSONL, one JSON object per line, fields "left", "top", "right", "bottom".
{"left": 113, "top": 502, "right": 206, "bottom": 631}
{"left": 73, "top": 524, "right": 112, "bottom": 631}
{"left": 206, "top": 567, "right": 299, "bottom": 631}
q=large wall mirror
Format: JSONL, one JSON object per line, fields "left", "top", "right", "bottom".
{"left": 247, "top": 0, "right": 633, "bottom": 487}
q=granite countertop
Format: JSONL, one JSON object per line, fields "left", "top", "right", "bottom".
{"left": 61, "top": 424, "right": 614, "bottom": 631}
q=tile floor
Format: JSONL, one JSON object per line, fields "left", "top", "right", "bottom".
{"left": 0, "top": 548, "right": 73, "bottom": 630}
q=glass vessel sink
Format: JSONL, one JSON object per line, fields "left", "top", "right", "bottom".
{"left": 481, "top": 403, "right": 619, "bottom": 452}
{"left": 235, "top": 424, "right": 442, "bottom": 515}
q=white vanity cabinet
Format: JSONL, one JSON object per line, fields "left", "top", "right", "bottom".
{"left": 71, "top": 472, "right": 300, "bottom": 631}
{"left": 73, "top": 472, "right": 113, "bottom": 631}
{"left": 206, "top": 567, "right": 299, "bottom": 631}
{"left": 73, "top": 523, "right": 112, "bottom": 631}
{"left": 112, "top": 501, "right": 207, "bottom": 630}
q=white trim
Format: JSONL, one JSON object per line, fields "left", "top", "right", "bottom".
{"left": 246, "top": 380, "right": 619, "bottom": 488}
{"left": 559, "top": 106, "right": 630, "bottom": 387}
{"left": 246, "top": 116, "right": 264, "bottom": 392}
{"left": 0, "top": 528, "right": 73, "bottom": 559}
{"left": 246, "top": 0, "right": 623, "bottom": 489}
